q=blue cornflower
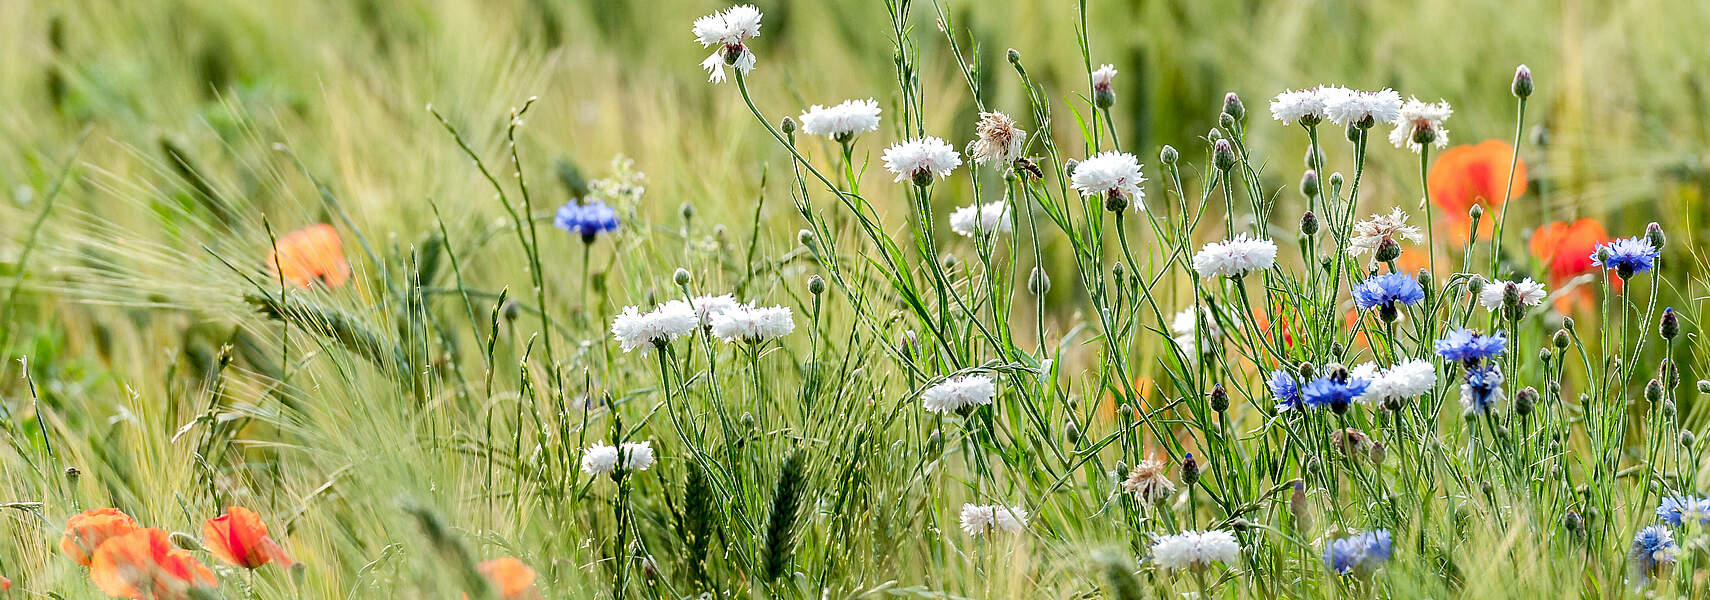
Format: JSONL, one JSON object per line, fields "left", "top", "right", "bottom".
{"left": 1656, "top": 496, "right": 1710, "bottom": 527}
{"left": 1433, "top": 328, "right": 1506, "bottom": 365}
{"left": 1630, "top": 525, "right": 1680, "bottom": 583}
{"left": 1323, "top": 530, "right": 1393, "bottom": 575}
{"left": 1302, "top": 372, "right": 1370, "bottom": 412}
{"left": 555, "top": 201, "right": 621, "bottom": 241}
{"left": 1591, "top": 236, "right": 1660, "bottom": 279}
{"left": 1270, "top": 369, "right": 1304, "bottom": 412}
{"left": 1352, "top": 273, "right": 1425, "bottom": 311}
{"left": 1458, "top": 364, "right": 1504, "bottom": 415}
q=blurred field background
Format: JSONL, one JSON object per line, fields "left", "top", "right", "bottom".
{"left": 3, "top": 0, "right": 1710, "bottom": 597}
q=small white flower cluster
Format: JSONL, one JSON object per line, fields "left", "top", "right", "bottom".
{"left": 958, "top": 503, "right": 1028, "bottom": 536}
{"left": 709, "top": 303, "right": 795, "bottom": 343}
{"left": 1070, "top": 151, "right": 1146, "bottom": 204}
{"left": 1351, "top": 359, "right": 1437, "bottom": 405}
{"left": 921, "top": 374, "right": 996, "bottom": 413}
{"left": 692, "top": 5, "right": 763, "bottom": 83}
{"left": 1477, "top": 278, "right": 1547, "bottom": 311}
{"left": 949, "top": 202, "right": 1012, "bottom": 238}
{"left": 581, "top": 441, "right": 655, "bottom": 476}
{"left": 1150, "top": 529, "right": 1241, "bottom": 571}
{"left": 799, "top": 99, "right": 882, "bottom": 139}
{"left": 882, "top": 137, "right": 962, "bottom": 183}
{"left": 1192, "top": 234, "right": 1278, "bottom": 279}
{"left": 611, "top": 302, "right": 699, "bottom": 352}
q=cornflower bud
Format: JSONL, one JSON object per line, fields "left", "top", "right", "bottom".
{"left": 780, "top": 116, "right": 797, "bottom": 136}
{"left": 1222, "top": 92, "right": 1245, "bottom": 121}
{"left": 1553, "top": 329, "right": 1570, "bottom": 349}
{"left": 1515, "top": 387, "right": 1537, "bottom": 417}
{"left": 1028, "top": 267, "right": 1051, "bottom": 295}
{"left": 1300, "top": 170, "right": 1320, "bottom": 198}
{"left": 1300, "top": 211, "right": 1320, "bottom": 236}
{"left": 1209, "top": 384, "right": 1229, "bottom": 412}
{"left": 1661, "top": 307, "right": 1679, "bottom": 340}
{"left": 1181, "top": 453, "right": 1200, "bottom": 486}
{"left": 1219, "top": 112, "right": 1236, "bottom": 132}
{"left": 1160, "top": 144, "right": 1179, "bottom": 165}
{"left": 1646, "top": 222, "right": 1666, "bottom": 250}
{"left": 1213, "top": 139, "right": 1238, "bottom": 172}
{"left": 1512, "top": 65, "right": 1533, "bottom": 98}
{"left": 673, "top": 268, "right": 691, "bottom": 286}
{"left": 808, "top": 275, "right": 826, "bottom": 295}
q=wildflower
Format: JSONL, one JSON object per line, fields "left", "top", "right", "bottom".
{"left": 948, "top": 202, "right": 1013, "bottom": 238}
{"left": 267, "top": 223, "right": 351, "bottom": 288}
{"left": 1269, "top": 86, "right": 1341, "bottom": 126}
{"left": 922, "top": 375, "right": 996, "bottom": 414}
{"left": 958, "top": 504, "right": 1028, "bottom": 535}
{"left": 1388, "top": 97, "right": 1452, "bottom": 152}
{"left": 798, "top": 98, "right": 882, "bottom": 141}
{"left": 1459, "top": 364, "right": 1505, "bottom": 415}
{"left": 1351, "top": 273, "right": 1425, "bottom": 315}
{"left": 882, "top": 137, "right": 962, "bottom": 185}
{"left": 1169, "top": 306, "right": 1225, "bottom": 358}
{"left": 680, "top": 294, "right": 740, "bottom": 327}
{"left": 1349, "top": 207, "right": 1423, "bottom": 265}
{"left": 610, "top": 302, "right": 699, "bottom": 352}
{"left": 89, "top": 528, "right": 217, "bottom": 600}
{"left": 1512, "top": 65, "right": 1534, "bottom": 98}
{"left": 1069, "top": 151, "right": 1146, "bottom": 212}
{"left": 553, "top": 201, "right": 621, "bottom": 242}
{"left": 692, "top": 4, "right": 763, "bottom": 83}
{"left": 202, "top": 506, "right": 294, "bottom": 569}
{"left": 1270, "top": 369, "right": 1304, "bottom": 412}
{"left": 1656, "top": 496, "right": 1710, "bottom": 527}
{"left": 1303, "top": 373, "right": 1371, "bottom": 413}
{"left": 969, "top": 111, "right": 1027, "bottom": 167}
{"left": 1530, "top": 219, "right": 1611, "bottom": 312}
{"left": 1091, "top": 64, "right": 1118, "bottom": 108}
{"left": 1150, "top": 530, "right": 1241, "bottom": 572}
{"left": 1428, "top": 140, "right": 1526, "bottom": 241}
{"left": 1323, "top": 530, "right": 1394, "bottom": 575}
{"left": 1356, "top": 359, "right": 1437, "bottom": 407}
{"left": 1434, "top": 328, "right": 1506, "bottom": 365}
{"left": 1122, "top": 456, "right": 1177, "bottom": 505}
{"left": 1591, "top": 236, "right": 1661, "bottom": 280}
{"left": 1629, "top": 525, "right": 1679, "bottom": 584}
{"left": 1192, "top": 235, "right": 1277, "bottom": 279}
{"left": 580, "top": 441, "right": 656, "bottom": 476}
{"left": 1326, "top": 88, "right": 1402, "bottom": 128}
{"left": 61, "top": 508, "right": 140, "bottom": 566}
{"left": 476, "top": 557, "right": 542, "bottom": 600}
{"left": 709, "top": 303, "right": 795, "bottom": 343}
{"left": 1477, "top": 278, "right": 1546, "bottom": 312}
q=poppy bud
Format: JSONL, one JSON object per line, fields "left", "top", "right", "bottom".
{"left": 1209, "top": 384, "right": 1229, "bottom": 412}
{"left": 1222, "top": 92, "right": 1245, "bottom": 122}
{"left": 1160, "top": 144, "right": 1179, "bottom": 165}
{"left": 1301, "top": 211, "right": 1320, "bottom": 236}
{"left": 1511, "top": 64, "right": 1533, "bottom": 98}
{"left": 1181, "top": 453, "right": 1200, "bottom": 486}
{"left": 502, "top": 299, "right": 521, "bottom": 322}
{"left": 1213, "top": 139, "right": 1238, "bottom": 172}
{"left": 1661, "top": 307, "right": 1679, "bottom": 340}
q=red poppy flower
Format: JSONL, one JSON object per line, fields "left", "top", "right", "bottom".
{"left": 1530, "top": 219, "right": 1613, "bottom": 313}
{"left": 476, "top": 557, "right": 542, "bottom": 600}
{"left": 89, "top": 528, "right": 217, "bottom": 600}
{"left": 267, "top": 223, "right": 351, "bottom": 288}
{"left": 61, "top": 508, "right": 140, "bottom": 566}
{"left": 202, "top": 506, "right": 294, "bottom": 569}
{"left": 1428, "top": 140, "right": 1527, "bottom": 242}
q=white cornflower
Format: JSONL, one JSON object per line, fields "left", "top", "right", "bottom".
{"left": 1191, "top": 235, "right": 1278, "bottom": 279}
{"left": 921, "top": 375, "right": 996, "bottom": 413}
{"left": 692, "top": 5, "right": 763, "bottom": 84}
{"left": 1388, "top": 97, "right": 1452, "bottom": 152}
{"left": 1477, "top": 278, "right": 1547, "bottom": 311}
{"left": 969, "top": 111, "right": 1027, "bottom": 167}
{"left": 611, "top": 302, "right": 700, "bottom": 352}
{"left": 1122, "top": 456, "right": 1177, "bottom": 505}
{"left": 1357, "top": 359, "right": 1437, "bottom": 405}
{"left": 1091, "top": 64, "right": 1118, "bottom": 92}
{"left": 949, "top": 202, "right": 1012, "bottom": 238}
{"left": 882, "top": 137, "right": 962, "bottom": 184}
{"left": 1151, "top": 530, "right": 1241, "bottom": 571}
{"left": 958, "top": 503, "right": 1029, "bottom": 535}
{"left": 1348, "top": 207, "right": 1424, "bottom": 263}
{"left": 798, "top": 98, "right": 882, "bottom": 140}
{"left": 1070, "top": 151, "right": 1146, "bottom": 205}
{"left": 580, "top": 441, "right": 655, "bottom": 476}
{"left": 1269, "top": 86, "right": 1343, "bottom": 125}
{"left": 687, "top": 294, "right": 741, "bottom": 326}
{"left": 708, "top": 303, "right": 795, "bottom": 343}
{"left": 1169, "top": 306, "right": 1225, "bottom": 357}
{"left": 1326, "top": 88, "right": 1403, "bottom": 127}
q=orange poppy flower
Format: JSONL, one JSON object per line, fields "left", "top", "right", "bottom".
{"left": 202, "top": 506, "right": 294, "bottom": 570}
{"left": 89, "top": 528, "right": 217, "bottom": 600}
{"left": 476, "top": 557, "right": 541, "bottom": 600}
{"left": 267, "top": 223, "right": 351, "bottom": 288}
{"left": 1251, "top": 307, "right": 1296, "bottom": 349}
{"left": 1, "top": 575, "right": 10, "bottom": 590}
{"left": 61, "top": 508, "right": 141, "bottom": 566}
{"left": 1428, "top": 140, "right": 1527, "bottom": 242}
{"left": 1530, "top": 219, "right": 1613, "bottom": 313}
